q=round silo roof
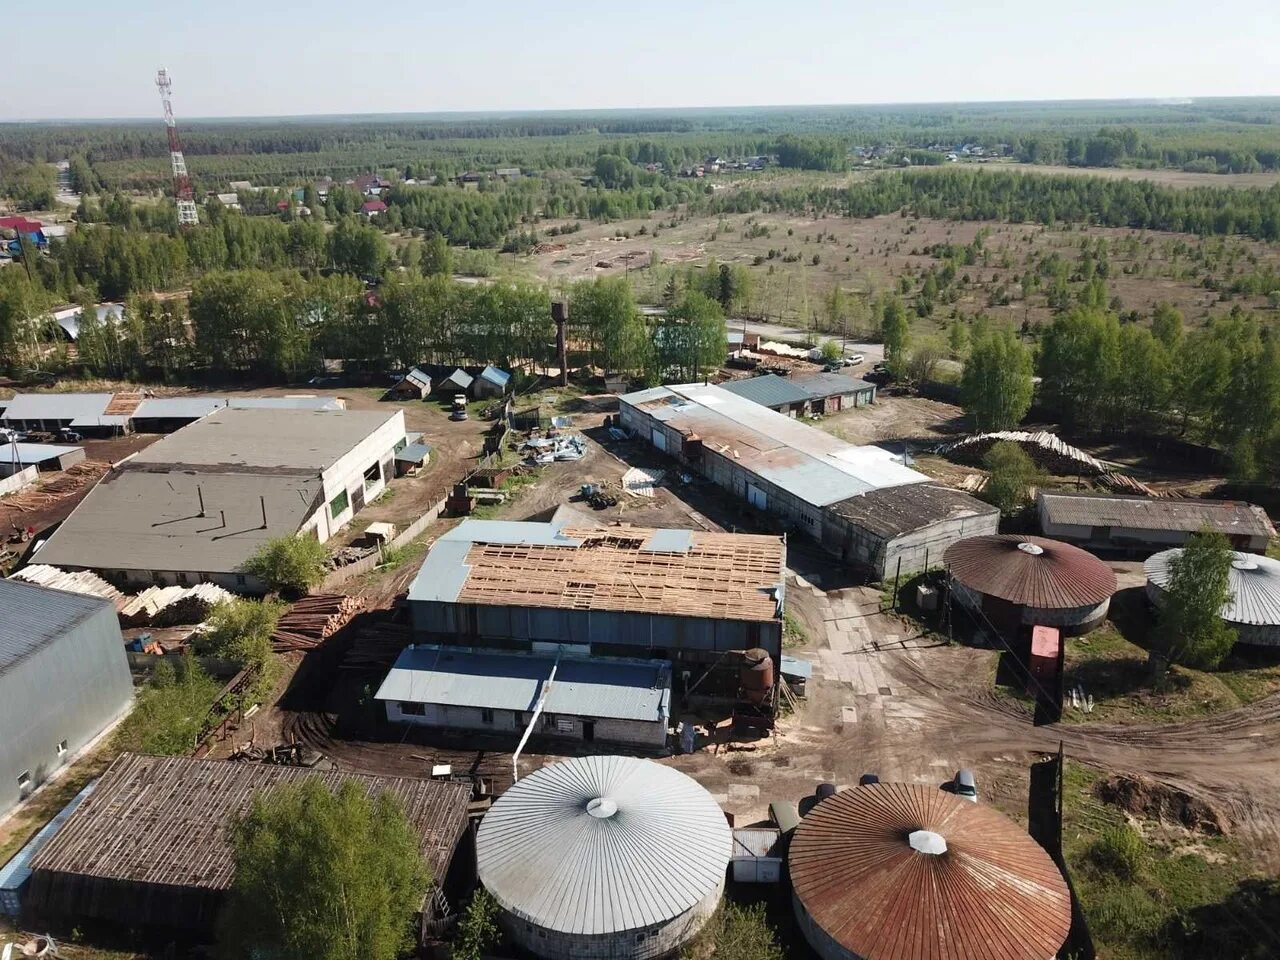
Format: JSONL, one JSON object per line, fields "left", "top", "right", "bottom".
{"left": 790, "top": 783, "right": 1071, "bottom": 960}
{"left": 1145, "top": 549, "right": 1280, "bottom": 626}
{"left": 476, "top": 756, "right": 732, "bottom": 937}
{"left": 944, "top": 534, "right": 1116, "bottom": 608}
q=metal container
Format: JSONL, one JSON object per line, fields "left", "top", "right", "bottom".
{"left": 739, "top": 648, "right": 774, "bottom": 704}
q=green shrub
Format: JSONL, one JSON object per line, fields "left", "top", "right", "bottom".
{"left": 242, "top": 535, "right": 329, "bottom": 596}
{"left": 1091, "top": 823, "right": 1147, "bottom": 881}
{"left": 115, "top": 651, "right": 221, "bottom": 756}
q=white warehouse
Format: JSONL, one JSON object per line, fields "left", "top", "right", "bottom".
{"left": 35, "top": 407, "right": 405, "bottom": 592}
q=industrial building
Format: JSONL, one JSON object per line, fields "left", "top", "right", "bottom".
{"left": 35, "top": 406, "right": 405, "bottom": 592}
{"left": 1146, "top": 549, "right": 1280, "bottom": 648}
{"left": 1038, "top": 491, "right": 1276, "bottom": 554}
{"left": 25, "top": 753, "right": 472, "bottom": 933}
{"left": 377, "top": 645, "right": 672, "bottom": 748}
{"left": 944, "top": 534, "right": 1117, "bottom": 634}
{"left": 789, "top": 783, "right": 1071, "bottom": 960}
{"left": 0, "top": 580, "right": 132, "bottom": 818}
{"left": 0, "top": 393, "right": 127, "bottom": 436}
{"left": 476, "top": 756, "right": 731, "bottom": 960}
{"left": 618, "top": 383, "right": 998, "bottom": 579}
{"left": 1, "top": 392, "right": 343, "bottom": 435}
{"left": 0, "top": 441, "right": 84, "bottom": 475}
{"left": 720, "top": 374, "right": 815, "bottom": 416}
{"left": 128, "top": 394, "right": 344, "bottom": 432}
{"left": 406, "top": 518, "right": 786, "bottom": 667}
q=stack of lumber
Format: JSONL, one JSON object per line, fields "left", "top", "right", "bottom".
{"left": 272, "top": 594, "right": 364, "bottom": 652}
{"left": 340, "top": 621, "right": 413, "bottom": 672}
{"left": 119, "top": 582, "right": 234, "bottom": 626}
{"left": 1101, "top": 472, "right": 1161, "bottom": 497}
{"left": 0, "top": 460, "right": 109, "bottom": 512}
{"left": 936, "top": 431, "right": 1109, "bottom": 476}
{"left": 10, "top": 564, "right": 125, "bottom": 607}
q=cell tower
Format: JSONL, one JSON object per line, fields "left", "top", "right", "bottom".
{"left": 155, "top": 68, "right": 199, "bottom": 226}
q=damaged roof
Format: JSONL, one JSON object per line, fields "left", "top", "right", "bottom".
{"left": 828, "top": 484, "right": 998, "bottom": 539}
{"left": 1039, "top": 491, "right": 1275, "bottom": 539}
{"left": 944, "top": 534, "right": 1117, "bottom": 609}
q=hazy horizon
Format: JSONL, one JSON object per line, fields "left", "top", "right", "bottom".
{"left": 7, "top": 0, "right": 1278, "bottom": 122}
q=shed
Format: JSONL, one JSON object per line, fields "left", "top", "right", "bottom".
{"left": 395, "top": 439, "right": 432, "bottom": 475}
{"left": 472, "top": 365, "right": 512, "bottom": 399}
{"left": 944, "top": 534, "right": 1116, "bottom": 635}
{"left": 789, "top": 783, "right": 1071, "bottom": 960}
{"left": 1145, "top": 549, "right": 1280, "bottom": 647}
{"left": 387, "top": 367, "right": 432, "bottom": 400}
{"left": 25, "top": 753, "right": 472, "bottom": 932}
{"left": 730, "top": 827, "right": 785, "bottom": 883}
{"left": 0, "top": 442, "right": 85, "bottom": 475}
{"left": 376, "top": 645, "right": 672, "bottom": 749}
{"left": 1038, "top": 491, "right": 1275, "bottom": 554}
{"left": 791, "top": 372, "right": 876, "bottom": 414}
{"left": 720, "top": 374, "right": 813, "bottom": 416}
{"left": 0, "top": 580, "right": 132, "bottom": 818}
{"left": 1, "top": 393, "right": 113, "bottom": 432}
{"left": 437, "top": 368, "right": 474, "bottom": 394}
{"left": 476, "top": 756, "right": 731, "bottom": 959}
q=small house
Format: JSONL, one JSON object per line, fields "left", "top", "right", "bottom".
{"left": 436, "top": 368, "right": 473, "bottom": 394}
{"left": 361, "top": 200, "right": 387, "bottom": 218}
{"left": 387, "top": 367, "right": 432, "bottom": 401}
{"left": 472, "top": 365, "right": 511, "bottom": 399}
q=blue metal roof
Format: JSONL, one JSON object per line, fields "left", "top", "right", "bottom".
{"left": 0, "top": 781, "right": 97, "bottom": 905}
{"left": 376, "top": 645, "right": 671, "bottom": 723}
{"left": 720, "top": 374, "right": 813, "bottom": 409}
{"left": 478, "top": 365, "right": 511, "bottom": 387}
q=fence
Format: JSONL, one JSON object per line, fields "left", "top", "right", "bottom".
{"left": 0, "top": 465, "right": 38, "bottom": 498}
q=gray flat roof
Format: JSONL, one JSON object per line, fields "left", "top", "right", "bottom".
{"left": 0, "top": 441, "right": 82, "bottom": 465}
{"left": 375, "top": 645, "right": 671, "bottom": 723}
{"left": 0, "top": 579, "right": 112, "bottom": 676}
{"left": 34, "top": 469, "right": 324, "bottom": 575}
{"left": 719, "top": 374, "right": 813, "bottom": 408}
{"left": 131, "top": 396, "right": 343, "bottom": 420}
{"left": 621, "top": 383, "right": 925, "bottom": 507}
{"left": 1, "top": 393, "right": 112, "bottom": 422}
{"left": 791, "top": 371, "right": 876, "bottom": 399}
{"left": 132, "top": 407, "right": 397, "bottom": 472}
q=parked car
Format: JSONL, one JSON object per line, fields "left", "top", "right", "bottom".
{"left": 843, "top": 353, "right": 865, "bottom": 366}
{"left": 57, "top": 429, "right": 83, "bottom": 442}
{"left": 952, "top": 768, "right": 978, "bottom": 802}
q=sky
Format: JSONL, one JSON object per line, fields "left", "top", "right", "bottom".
{"left": 6, "top": 0, "right": 1279, "bottom": 120}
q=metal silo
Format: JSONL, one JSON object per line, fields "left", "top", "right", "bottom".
{"left": 476, "top": 755, "right": 731, "bottom": 959}
{"left": 1145, "top": 549, "right": 1280, "bottom": 647}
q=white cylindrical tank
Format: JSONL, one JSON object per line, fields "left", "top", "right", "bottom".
{"left": 1145, "top": 549, "right": 1280, "bottom": 647}
{"left": 476, "top": 756, "right": 731, "bottom": 960}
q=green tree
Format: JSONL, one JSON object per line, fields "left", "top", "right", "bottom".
{"left": 655, "top": 292, "right": 726, "bottom": 383}
{"left": 1157, "top": 531, "right": 1237, "bottom": 672}
{"left": 452, "top": 889, "right": 500, "bottom": 960}
{"left": 947, "top": 318, "right": 970, "bottom": 359}
{"left": 880, "top": 295, "right": 911, "bottom": 378}
{"left": 819, "top": 339, "right": 842, "bottom": 362}
{"left": 961, "top": 328, "right": 1034, "bottom": 431}
{"left": 242, "top": 535, "right": 330, "bottom": 596}
{"left": 218, "top": 779, "right": 428, "bottom": 960}
{"left": 114, "top": 651, "right": 221, "bottom": 757}
{"left": 196, "top": 598, "right": 284, "bottom": 701}
{"left": 329, "top": 216, "right": 389, "bottom": 276}
{"left": 421, "top": 233, "right": 453, "bottom": 277}
{"left": 981, "top": 441, "right": 1039, "bottom": 516}
{"left": 570, "top": 277, "right": 649, "bottom": 375}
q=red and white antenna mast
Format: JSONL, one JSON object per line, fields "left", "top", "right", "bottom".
{"left": 155, "top": 68, "right": 199, "bottom": 226}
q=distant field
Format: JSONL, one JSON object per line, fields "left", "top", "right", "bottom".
{"left": 995, "top": 162, "right": 1280, "bottom": 190}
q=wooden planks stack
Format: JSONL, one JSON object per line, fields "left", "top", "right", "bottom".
{"left": 340, "top": 621, "right": 413, "bottom": 673}
{"left": 271, "top": 594, "right": 365, "bottom": 652}
{"left": 1, "top": 460, "right": 109, "bottom": 512}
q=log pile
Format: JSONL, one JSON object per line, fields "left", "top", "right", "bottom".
{"left": 339, "top": 621, "right": 413, "bottom": 673}
{"left": 1100, "top": 471, "right": 1162, "bottom": 498}
{"left": 936, "top": 431, "right": 1109, "bottom": 476}
{"left": 119, "top": 582, "right": 234, "bottom": 626}
{"left": 271, "top": 594, "right": 365, "bottom": 652}
{"left": 1, "top": 460, "right": 110, "bottom": 512}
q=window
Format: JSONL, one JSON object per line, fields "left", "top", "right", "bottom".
{"left": 177, "top": 571, "right": 190, "bottom": 584}
{"left": 480, "top": 708, "right": 494, "bottom": 724}
{"left": 235, "top": 574, "right": 247, "bottom": 587}
{"left": 56, "top": 739, "right": 67, "bottom": 757}
{"left": 636, "top": 933, "right": 647, "bottom": 944}
{"left": 400, "top": 702, "right": 425, "bottom": 716}
{"left": 151, "top": 571, "right": 164, "bottom": 584}
{"left": 329, "top": 489, "right": 350, "bottom": 519}
{"left": 394, "top": 437, "right": 408, "bottom": 453}
{"left": 17, "top": 771, "right": 31, "bottom": 790}
{"left": 363, "top": 462, "right": 381, "bottom": 490}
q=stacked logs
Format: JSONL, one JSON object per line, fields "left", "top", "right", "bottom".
{"left": 271, "top": 594, "right": 365, "bottom": 652}
{"left": 340, "top": 621, "right": 413, "bottom": 673}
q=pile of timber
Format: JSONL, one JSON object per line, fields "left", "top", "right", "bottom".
{"left": 119, "top": 582, "right": 234, "bottom": 626}
{"left": 339, "top": 621, "right": 413, "bottom": 673}
{"left": 10, "top": 564, "right": 125, "bottom": 607}
{"left": 0, "top": 460, "right": 110, "bottom": 512}
{"left": 272, "top": 594, "right": 365, "bottom": 652}
{"left": 1100, "top": 471, "right": 1162, "bottom": 498}
{"left": 936, "top": 431, "right": 1109, "bottom": 476}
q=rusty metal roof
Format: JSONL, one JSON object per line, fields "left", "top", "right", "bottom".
{"left": 790, "top": 784, "right": 1070, "bottom": 960}
{"left": 945, "top": 534, "right": 1116, "bottom": 608}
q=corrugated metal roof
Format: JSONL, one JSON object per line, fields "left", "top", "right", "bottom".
{"left": 1, "top": 393, "right": 113, "bottom": 422}
{"left": 1146, "top": 549, "right": 1280, "bottom": 627}
{"left": 132, "top": 397, "right": 226, "bottom": 420}
{"left": 945, "top": 535, "right": 1116, "bottom": 609}
{"left": 478, "top": 365, "right": 511, "bottom": 387}
{"left": 621, "top": 384, "right": 926, "bottom": 507}
{"left": 375, "top": 645, "right": 671, "bottom": 723}
{"left": 394, "top": 441, "right": 431, "bottom": 463}
{"left": 0, "top": 441, "right": 81, "bottom": 465}
{"left": 790, "top": 783, "right": 1071, "bottom": 960}
{"left": 1039, "top": 491, "right": 1276, "bottom": 539}
{"left": 719, "top": 374, "right": 813, "bottom": 409}
{"left": 731, "top": 828, "right": 784, "bottom": 859}
{"left": 791, "top": 372, "right": 876, "bottom": 399}
{"left": 477, "top": 756, "right": 731, "bottom": 935}
{"left": 0, "top": 579, "right": 112, "bottom": 675}
{"left": 830, "top": 484, "right": 997, "bottom": 539}
{"left": 403, "top": 367, "right": 432, "bottom": 389}
{"left": 438, "top": 368, "right": 473, "bottom": 389}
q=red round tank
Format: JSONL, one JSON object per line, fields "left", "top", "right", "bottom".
{"left": 739, "top": 648, "right": 774, "bottom": 704}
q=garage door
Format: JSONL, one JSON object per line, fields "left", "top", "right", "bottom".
{"left": 747, "top": 483, "right": 768, "bottom": 510}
